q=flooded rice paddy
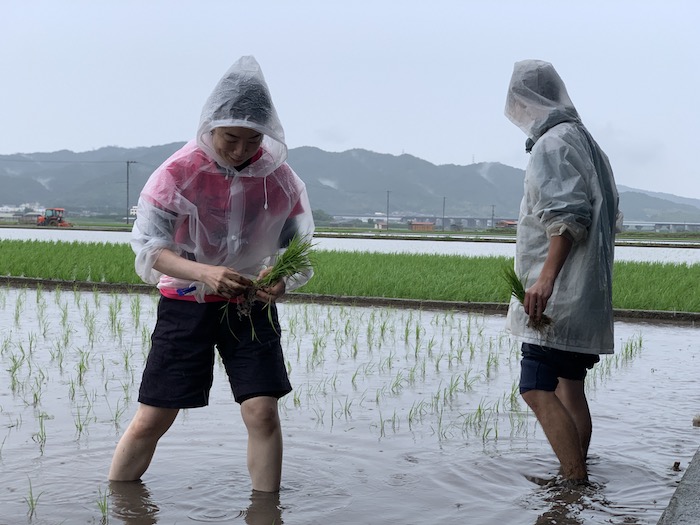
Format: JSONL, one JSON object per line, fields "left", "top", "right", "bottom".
{"left": 0, "top": 285, "right": 698, "bottom": 524}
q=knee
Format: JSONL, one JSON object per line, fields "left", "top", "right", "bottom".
{"left": 521, "top": 389, "right": 536, "bottom": 409}
{"left": 127, "top": 408, "right": 176, "bottom": 441}
{"left": 242, "top": 398, "right": 280, "bottom": 435}
{"left": 521, "top": 389, "right": 550, "bottom": 413}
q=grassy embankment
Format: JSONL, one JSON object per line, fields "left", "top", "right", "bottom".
{"left": 1, "top": 239, "right": 699, "bottom": 313}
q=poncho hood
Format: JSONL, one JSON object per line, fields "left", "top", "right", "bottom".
{"left": 196, "top": 55, "right": 287, "bottom": 177}
{"left": 505, "top": 60, "right": 581, "bottom": 146}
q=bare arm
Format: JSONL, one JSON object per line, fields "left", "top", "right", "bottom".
{"left": 524, "top": 234, "right": 573, "bottom": 323}
{"left": 154, "top": 249, "right": 253, "bottom": 300}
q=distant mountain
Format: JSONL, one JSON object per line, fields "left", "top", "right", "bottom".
{"left": 0, "top": 144, "right": 183, "bottom": 214}
{"left": 287, "top": 147, "right": 525, "bottom": 218}
{"left": 1, "top": 144, "right": 699, "bottom": 222}
{"left": 616, "top": 191, "right": 700, "bottom": 222}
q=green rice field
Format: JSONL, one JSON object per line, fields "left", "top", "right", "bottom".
{"left": 1, "top": 239, "right": 699, "bottom": 312}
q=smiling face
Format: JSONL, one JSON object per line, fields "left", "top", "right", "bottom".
{"left": 211, "top": 127, "right": 263, "bottom": 168}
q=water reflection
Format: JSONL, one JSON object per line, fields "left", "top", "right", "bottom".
{"left": 244, "top": 490, "right": 284, "bottom": 525}
{"left": 532, "top": 479, "right": 592, "bottom": 525}
{"left": 108, "top": 483, "right": 283, "bottom": 525}
{"left": 1, "top": 227, "right": 698, "bottom": 263}
{"left": 109, "top": 481, "right": 160, "bottom": 525}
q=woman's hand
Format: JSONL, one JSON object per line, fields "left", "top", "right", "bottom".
{"left": 153, "top": 249, "right": 254, "bottom": 299}
{"left": 524, "top": 276, "right": 554, "bottom": 324}
{"left": 202, "top": 266, "right": 254, "bottom": 300}
{"left": 255, "top": 267, "right": 286, "bottom": 303}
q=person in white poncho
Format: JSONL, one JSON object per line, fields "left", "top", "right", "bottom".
{"left": 109, "top": 56, "right": 314, "bottom": 492}
{"left": 505, "top": 60, "right": 621, "bottom": 481}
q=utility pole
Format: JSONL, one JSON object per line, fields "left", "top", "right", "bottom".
{"left": 126, "top": 161, "right": 135, "bottom": 225}
{"left": 386, "top": 190, "right": 391, "bottom": 232}
{"left": 442, "top": 196, "right": 446, "bottom": 231}
{"left": 491, "top": 204, "right": 495, "bottom": 229}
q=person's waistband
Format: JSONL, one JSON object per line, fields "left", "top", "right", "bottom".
{"left": 159, "top": 288, "right": 243, "bottom": 303}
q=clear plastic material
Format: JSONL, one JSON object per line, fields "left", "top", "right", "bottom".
{"left": 132, "top": 56, "right": 314, "bottom": 302}
{"left": 504, "top": 60, "right": 620, "bottom": 354}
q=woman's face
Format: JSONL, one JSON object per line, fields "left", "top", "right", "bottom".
{"left": 211, "top": 127, "right": 263, "bottom": 167}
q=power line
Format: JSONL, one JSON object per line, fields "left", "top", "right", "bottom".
{"left": 0, "top": 158, "right": 128, "bottom": 164}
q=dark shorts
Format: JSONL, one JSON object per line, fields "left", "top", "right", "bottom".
{"left": 138, "top": 297, "right": 292, "bottom": 408}
{"left": 519, "top": 343, "right": 600, "bottom": 394}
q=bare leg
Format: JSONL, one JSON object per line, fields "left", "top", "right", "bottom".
{"left": 521, "top": 389, "right": 587, "bottom": 480}
{"left": 241, "top": 396, "right": 283, "bottom": 492}
{"left": 109, "top": 404, "right": 179, "bottom": 481}
{"left": 555, "top": 378, "right": 592, "bottom": 458}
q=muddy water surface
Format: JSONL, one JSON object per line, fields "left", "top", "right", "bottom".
{"left": 0, "top": 287, "right": 697, "bottom": 524}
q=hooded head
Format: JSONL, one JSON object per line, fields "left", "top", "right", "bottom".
{"left": 504, "top": 60, "right": 580, "bottom": 145}
{"left": 197, "top": 55, "right": 287, "bottom": 176}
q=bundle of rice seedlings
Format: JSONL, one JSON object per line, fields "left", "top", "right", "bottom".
{"left": 255, "top": 234, "right": 315, "bottom": 292}
{"left": 502, "top": 264, "right": 552, "bottom": 332}
{"left": 223, "top": 234, "right": 315, "bottom": 338}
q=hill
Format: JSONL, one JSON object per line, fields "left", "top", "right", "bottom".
{"left": 1, "top": 144, "right": 698, "bottom": 222}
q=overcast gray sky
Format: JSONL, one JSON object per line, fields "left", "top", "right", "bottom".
{"left": 1, "top": 1, "right": 698, "bottom": 198}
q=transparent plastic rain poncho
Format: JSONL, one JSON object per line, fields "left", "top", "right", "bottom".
{"left": 504, "top": 60, "right": 621, "bottom": 354}
{"left": 132, "top": 56, "right": 314, "bottom": 302}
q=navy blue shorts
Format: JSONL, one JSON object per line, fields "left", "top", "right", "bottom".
{"left": 138, "top": 297, "right": 292, "bottom": 408}
{"left": 519, "top": 343, "right": 600, "bottom": 394}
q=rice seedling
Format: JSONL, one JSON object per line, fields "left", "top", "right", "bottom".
{"left": 24, "top": 477, "right": 43, "bottom": 518}
{"left": 341, "top": 395, "right": 353, "bottom": 419}
{"left": 13, "top": 292, "right": 25, "bottom": 327}
{"left": 76, "top": 350, "right": 91, "bottom": 385}
{"left": 68, "top": 379, "right": 76, "bottom": 401}
{"left": 311, "top": 406, "right": 325, "bottom": 426}
{"left": 74, "top": 405, "right": 92, "bottom": 437}
{"left": 96, "top": 486, "right": 110, "bottom": 523}
{"left": 292, "top": 388, "right": 303, "bottom": 408}
{"left": 129, "top": 295, "right": 142, "bottom": 329}
{"left": 407, "top": 400, "right": 429, "bottom": 430}
{"left": 1, "top": 334, "right": 10, "bottom": 355}
{"left": 108, "top": 296, "right": 122, "bottom": 333}
{"left": 31, "top": 412, "right": 50, "bottom": 453}
{"left": 105, "top": 396, "right": 127, "bottom": 427}
{"left": 502, "top": 264, "right": 552, "bottom": 332}
{"left": 390, "top": 371, "right": 405, "bottom": 394}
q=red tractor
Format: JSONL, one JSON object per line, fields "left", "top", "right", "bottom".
{"left": 37, "top": 208, "right": 73, "bottom": 227}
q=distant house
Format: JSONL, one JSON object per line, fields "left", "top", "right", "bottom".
{"left": 496, "top": 219, "right": 518, "bottom": 229}
{"left": 20, "top": 212, "right": 41, "bottom": 224}
{"left": 408, "top": 221, "right": 435, "bottom": 232}
{"left": 374, "top": 221, "right": 388, "bottom": 230}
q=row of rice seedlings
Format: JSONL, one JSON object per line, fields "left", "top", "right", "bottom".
{"left": 0, "top": 240, "right": 138, "bottom": 283}
{"left": 278, "top": 303, "right": 527, "bottom": 443}
{"left": 0, "top": 285, "right": 158, "bottom": 464}
{"left": 3, "top": 239, "right": 699, "bottom": 311}
{"left": 0, "top": 284, "right": 657, "bottom": 518}
{"left": 281, "top": 304, "right": 651, "bottom": 445}
{"left": 612, "top": 261, "right": 700, "bottom": 311}
{"left": 587, "top": 332, "right": 645, "bottom": 388}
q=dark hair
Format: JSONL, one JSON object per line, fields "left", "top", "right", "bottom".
{"left": 214, "top": 80, "right": 272, "bottom": 125}
{"left": 536, "top": 78, "right": 562, "bottom": 102}
{"left": 524, "top": 64, "right": 564, "bottom": 103}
